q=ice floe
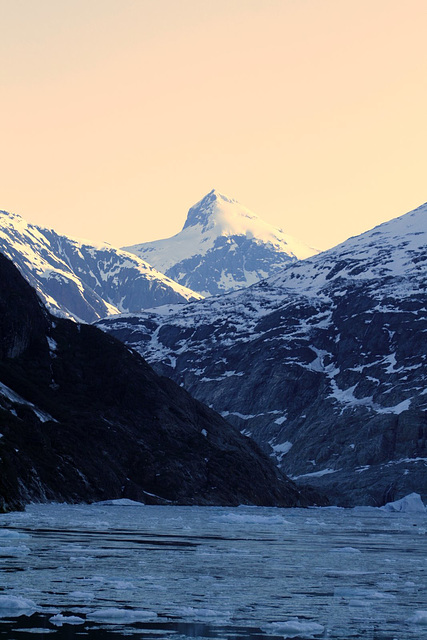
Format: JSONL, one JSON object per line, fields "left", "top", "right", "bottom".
{"left": 49, "top": 614, "right": 85, "bottom": 626}
{"left": 263, "top": 618, "right": 324, "bottom": 638}
{"left": 0, "top": 595, "right": 37, "bottom": 618}
{"left": 86, "top": 608, "right": 157, "bottom": 623}
{"left": 407, "top": 610, "right": 427, "bottom": 625}
{"left": 381, "top": 492, "right": 426, "bottom": 513}
{"left": 94, "top": 498, "right": 145, "bottom": 506}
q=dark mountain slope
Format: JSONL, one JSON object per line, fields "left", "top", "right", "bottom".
{"left": 99, "top": 202, "right": 427, "bottom": 506}
{"left": 0, "top": 253, "right": 319, "bottom": 512}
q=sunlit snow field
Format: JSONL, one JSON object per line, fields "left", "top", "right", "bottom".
{"left": 0, "top": 503, "right": 426, "bottom": 639}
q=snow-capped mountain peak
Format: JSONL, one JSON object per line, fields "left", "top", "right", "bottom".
{"left": 124, "top": 190, "right": 318, "bottom": 296}
{"left": 184, "top": 188, "right": 310, "bottom": 252}
{"left": 183, "top": 189, "right": 258, "bottom": 233}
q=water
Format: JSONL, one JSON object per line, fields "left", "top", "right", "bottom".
{"left": 0, "top": 503, "right": 426, "bottom": 639}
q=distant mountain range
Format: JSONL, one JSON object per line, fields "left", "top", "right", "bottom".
{"left": 0, "top": 210, "right": 202, "bottom": 323}
{"left": 99, "top": 202, "right": 427, "bottom": 506}
{"left": 0, "top": 253, "right": 319, "bottom": 512}
{"left": 124, "top": 189, "right": 318, "bottom": 296}
{"left": 0, "top": 192, "right": 317, "bottom": 324}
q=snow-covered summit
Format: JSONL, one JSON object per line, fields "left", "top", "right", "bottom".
{"left": 183, "top": 189, "right": 315, "bottom": 256}
{"left": 124, "top": 190, "right": 318, "bottom": 296}
{"left": 182, "top": 189, "right": 238, "bottom": 230}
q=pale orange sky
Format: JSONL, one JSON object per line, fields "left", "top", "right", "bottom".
{"left": 1, "top": 0, "right": 426, "bottom": 250}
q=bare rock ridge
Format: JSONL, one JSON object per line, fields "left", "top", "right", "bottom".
{"left": 0, "top": 209, "right": 202, "bottom": 324}
{"left": 0, "top": 253, "right": 322, "bottom": 512}
{"left": 99, "top": 202, "right": 427, "bottom": 507}
{"left": 124, "top": 189, "right": 318, "bottom": 296}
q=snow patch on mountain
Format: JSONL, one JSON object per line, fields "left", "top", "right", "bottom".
{"left": 268, "top": 201, "right": 427, "bottom": 298}
{"left": 0, "top": 381, "right": 56, "bottom": 423}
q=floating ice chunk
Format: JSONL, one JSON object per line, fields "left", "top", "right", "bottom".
{"left": 0, "top": 595, "right": 37, "bottom": 618}
{"left": 263, "top": 618, "right": 324, "bottom": 638}
{"left": 49, "top": 614, "right": 85, "bottom": 626}
{"left": 381, "top": 492, "right": 426, "bottom": 513}
{"left": 94, "top": 498, "right": 144, "bottom": 506}
{"left": 87, "top": 608, "right": 156, "bottom": 623}
{"left": 0, "top": 545, "right": 30, "bottom": 556}
{"left": 0, "top": 529, "right": 29, "bottom": 539}
{"left": 406, "top": 610, "right": 427, "bottom": 625}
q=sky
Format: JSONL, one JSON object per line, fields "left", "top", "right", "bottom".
{"left": 0, "top": 0, "right": 426, "bottom": 251}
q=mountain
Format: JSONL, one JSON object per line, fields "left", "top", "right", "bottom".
{"left": 99, "top": 202, "right": 427, "bottom": 506}
{"left": 124, "top": 189, "right": 318, "bottom": 297}
{"left": 0, "top": 209, "right": 202, "bottom": 323}
{"left": 0, "top": 253, "right": 323, "bottom": 513}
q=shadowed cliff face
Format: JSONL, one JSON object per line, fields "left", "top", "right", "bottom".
{"left": 0, "top": 253, "right": 323, "bottom": 512}
{"left": 0, "top": 255, "right": 49, "bottom": 360}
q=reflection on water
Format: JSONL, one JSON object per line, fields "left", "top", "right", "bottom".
{"left": 0, "top": 503, "right": 426, "bottom": 639}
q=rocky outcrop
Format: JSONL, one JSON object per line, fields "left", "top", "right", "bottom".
{"left": 0, "top": 253, "right": 322, "bottom": 511}
{"left": 100, "top": 202, "right": 427, "bottom": 506}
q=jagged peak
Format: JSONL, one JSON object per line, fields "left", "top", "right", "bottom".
{"left": 182, "top": 189, "right": 254, "bottom": 231}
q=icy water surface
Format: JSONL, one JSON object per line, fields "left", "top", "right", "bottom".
{"left": 0, "top": 503, "right": 426, "bottom": 639}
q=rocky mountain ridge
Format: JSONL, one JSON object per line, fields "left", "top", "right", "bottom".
{"left": 0, "top": 209, "right": 202, "bottom": 323}
{"left": 99, "top": 202, "right": 427, "bottom": 506}
{"left": 124, "top": 189, "right": 318, "bottom": 297}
